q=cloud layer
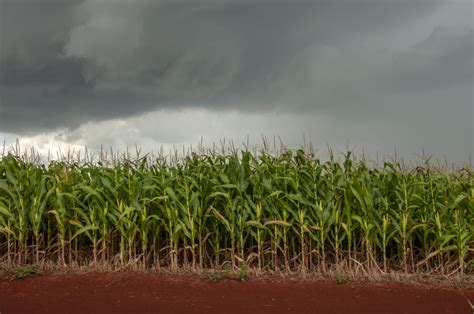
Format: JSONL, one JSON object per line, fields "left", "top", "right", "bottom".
{"left": 0, "top": 0, "right": 472, "bottom": 161}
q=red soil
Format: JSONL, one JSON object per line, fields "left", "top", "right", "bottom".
{"left": 0, "top": 273, "right": 472, "bottom": 314}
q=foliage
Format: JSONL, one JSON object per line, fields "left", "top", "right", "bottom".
{"left": 0, "top": 148, "right": 472, "bottom": 276}
{"left": 6, "top": 265, "right": 41, "bottom": 280}
{"left": 335, "top": 275, "right": 348, "bottom": 285}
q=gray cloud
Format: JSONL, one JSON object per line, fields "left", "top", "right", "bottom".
{"left": 379, "top": 27, "right": 473, "bottom": 92}
{"left": 1, "top": 0, "right": 455, "bottom": 134}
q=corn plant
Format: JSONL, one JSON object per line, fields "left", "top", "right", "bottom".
{"left": 0, "top": 146, "right": 472, "bottom": 277}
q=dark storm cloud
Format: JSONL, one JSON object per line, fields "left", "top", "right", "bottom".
{"left": 0, "top": 0, "right": 465, "bottom": 134}
{"left": 380, "top": 27, "right": 474, "bottom": 92}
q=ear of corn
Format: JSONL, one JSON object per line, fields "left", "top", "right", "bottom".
{"left": 0, "top": 148, "right": 472, "bottom": 275}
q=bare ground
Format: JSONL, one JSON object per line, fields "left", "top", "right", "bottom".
{"left": 0, "top": 272, "right": 473, "bottom": 314}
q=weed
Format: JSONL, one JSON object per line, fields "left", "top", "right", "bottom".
{"left": 204, "top": 270, "right": 231, "bottom": 282}
{"left": 335, "top": 275, "right": 348, "bottom": 285}
{"left": 7, "top": 265, "right": 41, "bottom": 280}
{"left": 239, "top": 263, "right": 249, "bottom": 282}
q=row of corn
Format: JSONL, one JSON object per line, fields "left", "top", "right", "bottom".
{"left": 0, "top": 150, "right": 472, "bottom": 274}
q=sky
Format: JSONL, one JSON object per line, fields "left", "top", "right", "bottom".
{"left": 0, "top": 0, "right": 473, "bottom": 163}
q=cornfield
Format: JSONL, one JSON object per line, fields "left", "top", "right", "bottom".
{"left": 0, "top": 147, "right": 473, "bottom": 275}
